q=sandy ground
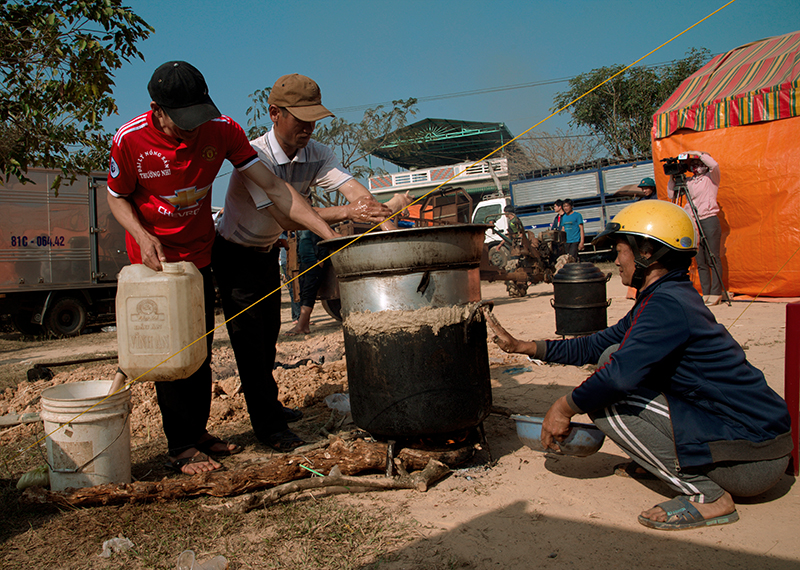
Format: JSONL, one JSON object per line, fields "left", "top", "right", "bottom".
{"left": 1, "top": 266, "right": 798, "bottom": 569}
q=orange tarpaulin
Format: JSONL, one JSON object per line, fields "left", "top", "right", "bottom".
{"left": 652, "top": 31, "right": 800, "bottom": 297}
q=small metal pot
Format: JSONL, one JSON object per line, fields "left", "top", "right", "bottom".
{"left": 550, "top": 262, "right": 611, "bottom": 336}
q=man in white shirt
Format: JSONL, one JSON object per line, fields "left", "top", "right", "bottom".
{"left": 213, "top": 74, "right": 409, "bottom": 451}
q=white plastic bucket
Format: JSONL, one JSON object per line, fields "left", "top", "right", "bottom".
{"left": 40, "top": 380, "right": 131, "bottom": 491}
{"left": 116, "top": 261, "right": 206, "bottom": 382}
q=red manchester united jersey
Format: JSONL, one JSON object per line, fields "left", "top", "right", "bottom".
{"left": 108, "top": 111, "right": 258, "bottom": 267}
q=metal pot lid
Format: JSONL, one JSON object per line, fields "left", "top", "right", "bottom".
{"left": 552, "top": 262, "right": 608, "bottom": 283}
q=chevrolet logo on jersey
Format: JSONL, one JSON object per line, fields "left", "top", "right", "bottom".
{"left": 160, "top": 184, "right": 211, "bottom": 211}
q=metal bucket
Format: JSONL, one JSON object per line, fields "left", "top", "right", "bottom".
{"left": 551, "top": 262, "right": 611, "bottom": 336}
{"left": 321, "top": 225, "right": 492, "bottom": 438}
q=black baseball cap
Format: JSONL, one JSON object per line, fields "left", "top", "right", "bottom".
{"left": 147, "top": 61, "right": 221, "bottom": 131}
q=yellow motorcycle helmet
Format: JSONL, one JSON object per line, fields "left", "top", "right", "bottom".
{"left": 593, "top": 200, "right": 697, "bottom": 252}
{"left": 593, "top": 200, "right": 697, "bottom": 289}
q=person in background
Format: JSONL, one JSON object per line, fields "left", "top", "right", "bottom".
{"left": 550, "top": 199, "right": 564, "bottom": 229}
{"left": 503, "top": 204, "right": 525, "bottom": 237}
{"left": 667, "top": 151, "right": 723, "bottom": 305}
{"left": 213, "top": 73, "right": 410, "bottom": 450}
{"left": 484, "top": 200, "right": 790, "bottom": 531}
{"left": 560, "top": 198, "right": 584, "bottom": 261}
{"left": 289, "top": 229, "right": 331, "bottom": 337}
{"left": 107, "top": 62, "right": 337, "bottom": 473}
{"left": 636, "top": 177, "right": 657, "bottom": 200}
{"left": 278, "top": 232, "right": 301, "bottom": 322}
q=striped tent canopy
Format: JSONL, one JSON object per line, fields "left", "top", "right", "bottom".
{"left": 653, "top": 30, "right": 800, "bottom": 139}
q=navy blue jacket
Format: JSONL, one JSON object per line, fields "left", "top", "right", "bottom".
{"left": 546, "top": 269, "right": 791, "bottom": 468}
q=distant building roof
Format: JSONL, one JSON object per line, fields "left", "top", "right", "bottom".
{"left": 369, "top": 118, "right": 515, "bottom": 169}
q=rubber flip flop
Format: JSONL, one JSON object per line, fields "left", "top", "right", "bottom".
{"left": 614, "top": 462, "right": 657, "bottom": 480}
{"left": 638, "top": 496, "right": 739, "bottom": 530}
{"left": 195, "top": 435, "right": 242, "bottom": 457}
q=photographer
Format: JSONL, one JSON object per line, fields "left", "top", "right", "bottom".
{"left": 667, "top": 151, "right": 723, "bottom": 305}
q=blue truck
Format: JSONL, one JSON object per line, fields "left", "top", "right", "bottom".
{"left": 508, "top": 158, "right": 655, "bottom": 253}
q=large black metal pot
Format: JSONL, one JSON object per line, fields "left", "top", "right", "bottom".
{"left": 342, "top": 304, "right": 491, "bottom": 438}
{"left": 321, "top": 225, "right": 492, "bottom": 438}
{"left": 551, "top": 262, "right": 611, "bottom": 336}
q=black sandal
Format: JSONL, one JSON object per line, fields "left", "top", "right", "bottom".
{"left": 195, "top": 435, "right": 242, "bottom": 457}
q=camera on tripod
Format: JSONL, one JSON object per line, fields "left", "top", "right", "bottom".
{"left": 661, "top": 153, "right": 703, "bottom": 176}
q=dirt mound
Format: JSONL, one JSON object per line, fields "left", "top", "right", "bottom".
{"left": 0, "top": 328, "right": 349, "bottom": 456}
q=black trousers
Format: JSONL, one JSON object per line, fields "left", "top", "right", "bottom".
{"left": 211, "top": 235, "right": 288, "bottom": 440}
{"left": 297, "top": 230, "right": 330, "bottom": 308}
{"left": 154, "top": 264, "right": 216, "bottom": 456}
{"left": 697, "top": 215, "right": 723, "bottom": 295}
{"left": 566, "top": 242, "right": 580, "bottom": 261}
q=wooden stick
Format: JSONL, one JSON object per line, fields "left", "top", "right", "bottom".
{"left": 22, "top": 437, "right": 473, "bottom": 508}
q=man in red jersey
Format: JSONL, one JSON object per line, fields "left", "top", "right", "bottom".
{"left": 108, "top": 61, "right": 337, "bottom": 475}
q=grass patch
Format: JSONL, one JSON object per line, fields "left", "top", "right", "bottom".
{"left": 0, "top": 484, "right": 420, "bottom": 569}
{"left": 257, "top": 497, "right": 413, "bottom": 569}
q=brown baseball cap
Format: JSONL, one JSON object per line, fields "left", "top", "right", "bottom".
{"left": 268, "top": 74, "right": 334, "bottom": 122}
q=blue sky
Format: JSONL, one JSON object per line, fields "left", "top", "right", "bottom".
{"left": 105, "top": 0, "right": 800, "bottom": 207}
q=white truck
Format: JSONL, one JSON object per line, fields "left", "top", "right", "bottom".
{"left": 471, "top": 194, "right": 509, "bottom": 245}
{"left": 0, "top": 169, "right": 129, "bottom": 336}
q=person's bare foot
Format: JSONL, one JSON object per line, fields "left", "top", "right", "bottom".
{"left": 196, "top": 433, "right": 240, "bottom": 456}
{"left": 640, "top": 491, "right": 736, "bottom": 523}
{"left": 284, "top": 325, "right": 310, "bottom": 336}
{"left": 167, "top": 448, "right": 222, "bottom": 475}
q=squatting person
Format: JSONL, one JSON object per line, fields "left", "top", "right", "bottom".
{"left": 484, "top": 200, "right": 791, "bottom": 530}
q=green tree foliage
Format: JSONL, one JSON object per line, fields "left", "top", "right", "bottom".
{"left": 246, "top": 89, "right": 418, "bottom": 180}
{"left": 1, "top": 0, "right": 152, "bottom": 187}
{"left": 552, "top": 48, "right": 710, "bottom": 159}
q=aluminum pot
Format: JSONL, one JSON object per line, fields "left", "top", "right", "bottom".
{"left": 321, "top": 225, "right": 488, "bottom": 317}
